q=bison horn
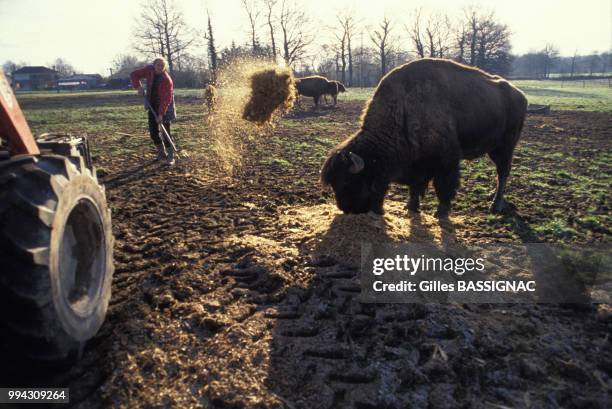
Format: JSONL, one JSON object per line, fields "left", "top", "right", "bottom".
{"left": 348, "top": 151, "right": 365, "bottom": 174}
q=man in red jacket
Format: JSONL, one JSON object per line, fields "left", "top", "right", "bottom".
{"left": 130, "top": 57, "right": 177, "bottom": 165}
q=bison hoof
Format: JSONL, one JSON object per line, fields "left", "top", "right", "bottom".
{"left": 434, "top": 205, "right": 450, "bottom": 219}
{"left": 407, "top": 203, "right": 420, "bottom": 213}
{"left": 490, "top": 200, "right": 506, "bottom": 214}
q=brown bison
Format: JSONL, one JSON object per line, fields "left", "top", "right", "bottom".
{"left": 320, "top": 58, "right": 527, "bottom": 217}
{"left": 204, "top": 83, "right": 217, "bottom": 113}
{"left": 295, "top": 75, "right": 339, "bottom": 107}
{"left": 324, "top": 80, "right": 346, "bottom": 105}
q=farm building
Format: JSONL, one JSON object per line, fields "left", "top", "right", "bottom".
{"left": 11, "top": 66, "right": 59, "bottom": 90}
{"left": 57, "top": 74, "right": 104, "bottom": 90}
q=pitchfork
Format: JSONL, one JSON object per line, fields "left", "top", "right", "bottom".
{"left": 143, "top": 97, "right": 181, "bottom": 160}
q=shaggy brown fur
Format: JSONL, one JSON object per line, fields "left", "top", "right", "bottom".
{"left": 295, "top": 75, "right": 339, "bottom": 107}
{"left": 321, "top": 58, "right": 527, "bottom": 217}
{"left": 204, "top": 84, "right": 217, "bottom": 113}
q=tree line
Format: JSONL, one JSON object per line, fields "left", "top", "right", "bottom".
{"left": 3, "top": 0, "right": 610, "bottom": 88}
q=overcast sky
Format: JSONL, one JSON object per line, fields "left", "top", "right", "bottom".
{"left": 0, "top": 0, "right": 610, "bottom": 74}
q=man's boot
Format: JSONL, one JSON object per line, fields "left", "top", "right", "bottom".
{"left": 166, "top": 148, "right": 175, "bottom": 166}
{"left": 156, "top": 144, "right": 167, "bottom": 161}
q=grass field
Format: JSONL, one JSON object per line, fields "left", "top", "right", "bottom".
{"left": 16, "top": 76, "right": 612, "bottom": 111}
{"left": 7, "top": 79, "right": 611, "bottom": 407}
{"left": 341, "top": 79, "right": 612, "bottom": 112}
{"left": 15, "top": 82, "right": 612, "bottom": 245}
{"left": 514, "top": 79, "right": 612, "bottom": 112}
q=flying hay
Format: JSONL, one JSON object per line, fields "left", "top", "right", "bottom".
{"left": 242, "top": 68, "right": 297, "bottom": 125}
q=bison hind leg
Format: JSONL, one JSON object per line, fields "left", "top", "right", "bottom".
{"left": 488, "top": 146, "right": 515, "bottom": 214}
{"left": 433, "top": 165, "right": 460, "bottom": 218}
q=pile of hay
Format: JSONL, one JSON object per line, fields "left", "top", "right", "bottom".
{"left": 279, "top": 201, "right": 463, "bottom": 268}
{"left": 242, "top": 68, "right": 296, "bottom": 125}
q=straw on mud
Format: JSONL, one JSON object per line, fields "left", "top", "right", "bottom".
{"left": 279, "top": 202, "right": 463, "bottom": 268}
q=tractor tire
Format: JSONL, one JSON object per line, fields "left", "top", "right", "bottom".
{"left": 0, "top": 153, "right": 113, "bottom": 363}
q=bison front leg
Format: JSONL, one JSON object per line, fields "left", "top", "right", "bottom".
{"left": 433, "top": 165, "right": 460, "bottom": 218}
{"left": 408, "top": 180, "right": 429, "bottom": 213}
{"left": 488, "top": 147, "right": 514, "bottom": 214}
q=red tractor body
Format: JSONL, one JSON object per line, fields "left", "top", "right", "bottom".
{"left": 0, "top": 71, "right": 39, "bottom": 155}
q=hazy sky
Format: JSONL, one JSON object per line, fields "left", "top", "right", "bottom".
{"left": 0, "top": 0, "right": 610, "bottom": 74}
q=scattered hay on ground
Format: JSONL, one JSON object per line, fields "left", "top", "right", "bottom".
{"left": 279, "top": 201, "right": 465, "bottom": 268}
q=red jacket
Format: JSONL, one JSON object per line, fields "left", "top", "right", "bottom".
{"left": 130, "top": 65, "right": 174, "bottom": 116}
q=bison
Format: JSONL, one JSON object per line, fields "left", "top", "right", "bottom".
{"left": 204, "top": 83, "right": 217, "bottom": 113}
{"left": 295, "top": 75, "right": 339, "bottom": 107}
{"left": 324, "top": 80, "right": 346, "bottom": 105}
{"left": 320, "top": 58, "right": 527, "bottom": 217}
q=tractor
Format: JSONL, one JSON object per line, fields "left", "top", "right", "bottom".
{"left": 0, "top": 70, "right": 114, "bottom": 363}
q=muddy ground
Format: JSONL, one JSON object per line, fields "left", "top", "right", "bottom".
{"left": 3, "top": 97, "right": 611, "bottom": 408}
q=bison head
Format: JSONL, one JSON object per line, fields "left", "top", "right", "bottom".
{"left": 336, "top": 82, "right": 346, "bottom": 93}
{"left": 320, "top": 148, "right": 387, "bottom": 214}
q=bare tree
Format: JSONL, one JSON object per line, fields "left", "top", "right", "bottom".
{"left": 370, "top": 17, "right": 394, "bottom": 78}
{"left": 51, "top": 58, "right": 76, "bottom": 77}
{"left": 541, "top": 43, "right": 559, "bottom": 78}
{"left": 334, "top": 18, "right": 348, "bottom": 83}
{"left": 455, "top": 23, "right": 468, "bottom": 62}
{"left": 569, "top": 50, "right": 578, "bottom": 78}
{"left": 408, "top": 9, "right": 425, "bottom": 58}
{"left": 465, "top": 8, "right": 479, "bottom": 65}
{"left": 334, "top": 13, "right": 355, "bottom": 86}
{"left": 133, "top": 0, "right": 195, "bottom": 74}
{"left": 279, "top": 0, "right": 313, "bottom": 66}
{"left": 588, "top": 52, "right": 602, "bottom": 76}
{"left": 346, "top": 17, "right": 354, "bottom": 86}
{"left": 241, "top": 0, "right": 261, "bottom": 52}
{"left": 111, "top": 54, "right": 142, "bottom": 77}
{"left": 2, "top": 60, "right": 23, "bottom": 76}
{"left": 407, "top": 9, "right": 452, "bottom": 58}
{"left": 262, "top": 0, "right": 278, "bottom": 58}
{"left": 457, "top": 8, "right": 512, "bottom": 75}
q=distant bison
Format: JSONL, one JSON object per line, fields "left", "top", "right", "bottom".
{"left": 204, "top": 84, "right": 217, "bottom": 113}
{"left": 321, "top": 58, "right": 527, "bottom": 217}
{"left": 324, "top": 80, "right": 346, "bottom": 105}
{"left": 295, "top": 75, "right": 339, "bottom": 107}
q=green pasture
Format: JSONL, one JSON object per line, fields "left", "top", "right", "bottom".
{"left": 16, "top": 76, "right": 611, "bottom": 113}
{"left": 13, "top": 79, "right": 611, "bottom": 243}
{"left": 342, "top": 79, "right": 611, "bottom": 112}
{"left": 513, "top": 79, "right": 612, "bottom": 112}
